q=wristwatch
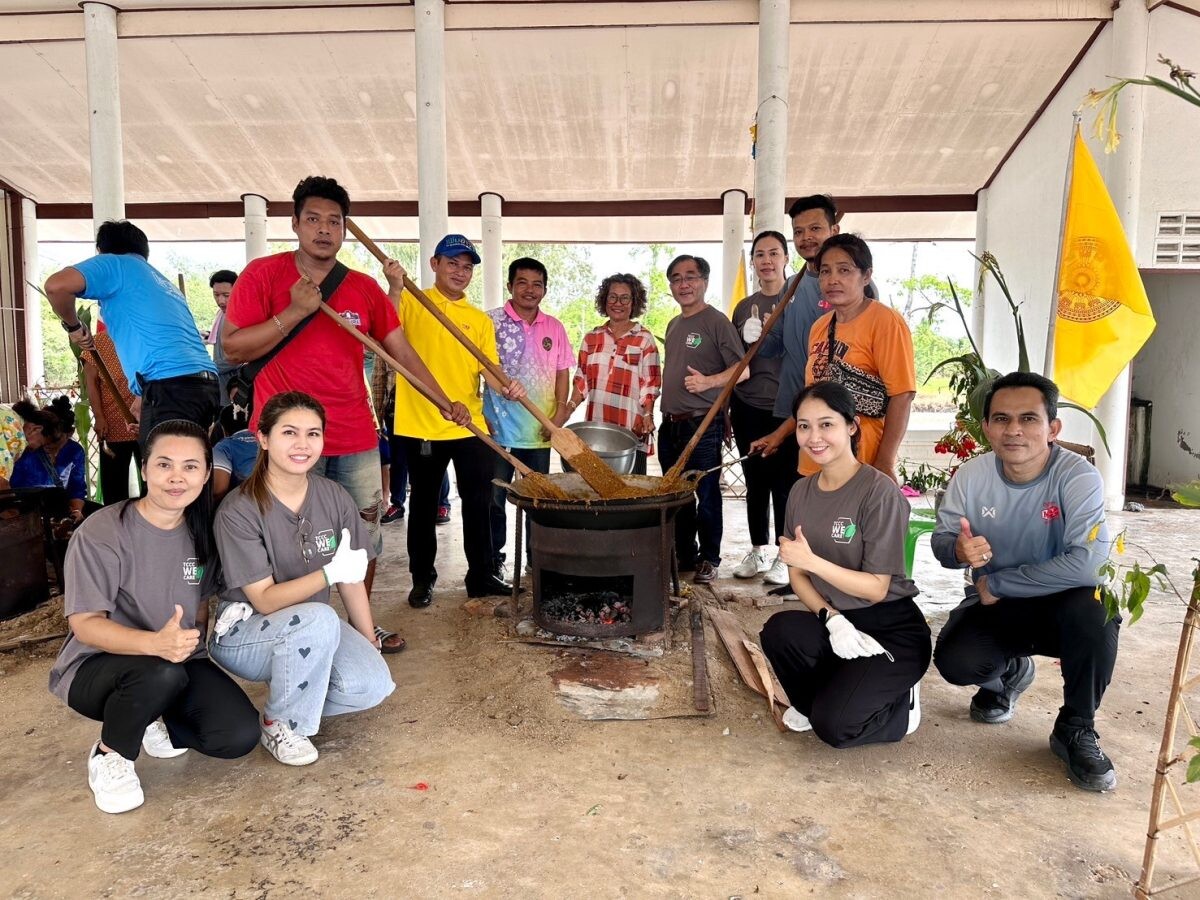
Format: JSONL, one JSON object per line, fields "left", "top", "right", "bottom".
{"left": 61, "top": 319, "right": 83, "bottom": 333}
{"left": 817, "top": 607, "right": 838, "bottom": 624}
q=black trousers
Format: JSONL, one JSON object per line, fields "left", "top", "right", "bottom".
{"left": 730, "top": 394, "right": 799, "bottom": 547}
{"left": 402, "top": 436, "right": 494, "bottom": 586}
{"left": 99, "top": 440, "right": 141, "bottom": 504}
{"left": 933, "top": 586, "right": 1119, "bottom": 728}
{"left": 67, "top": 653, "right": 260, "bottom": 761}
{"left": 657, "top": 417, "right": 724, "bottom": 567}
{"left": 137, "top": 372, "right": 221, "bottom": 447}
{"left": 761, "top": 597, "right": 932, "bottom": 748}
{"left": 491, "top": 447, "right": 551, "bottom": 567}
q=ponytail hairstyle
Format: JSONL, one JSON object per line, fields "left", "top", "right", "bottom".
{"left": 130, "top": 419, "right": 217, "bottom": 568}
{"left": 239, "top": 391, "right": 327, "bottom": 513}
{"left": 794, "top": 381, "right": 861, "bottom": 457}
{"left": 49, "top": 396, "right": 77, "bottom": 439}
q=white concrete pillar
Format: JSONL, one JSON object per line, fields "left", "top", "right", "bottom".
{"left": 480, "top": 192, "right": 503, "bottom": 310}
{"left": 972, "top": 188, "right": 988, "bottom": 357}
{"left": 1092, "top": 0, "right": 1149, "bottom": 511}
{"left": 242, "top": 193, "right": 268, "bottom": 263}
{"left": 414, "top": 0, "right": 449, "bottom": 286}
{"left": 21, "top": 197, "right": 43, "bottom": 388}
{"left": 721, "top": 189, "right": 747, "bottom": 313}
{"left": 82, "top": 2, "right": 124, "bottom": 233}
{"left": 754, "top": 0, "right": 789, "bottom": 237}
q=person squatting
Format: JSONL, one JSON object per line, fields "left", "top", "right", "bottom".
{"left": 42, "top": 180, "right": 1120, "bottom": 814}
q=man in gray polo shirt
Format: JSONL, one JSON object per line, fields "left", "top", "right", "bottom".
{"left": 658, "top": 254, "right": 745, "bottom": 584}
{"left": 931, "top": 372, "right": 1118, "bottom": 792}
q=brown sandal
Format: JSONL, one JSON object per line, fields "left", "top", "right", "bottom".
{"left": 374, "top": 626, "right": 407, "bottom": 654}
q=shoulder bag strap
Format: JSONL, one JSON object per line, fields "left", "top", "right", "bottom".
{"left": 242, "top": 261, "right": 351, "bottom": 382}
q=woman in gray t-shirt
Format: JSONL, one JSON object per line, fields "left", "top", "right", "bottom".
{"left": 760, "top": 382, "right": 931, "bottom": 748}
{"left": 210, "top": 392, "right": 395, "bottom": 767}
{"left": 48, "top": 420, "right": 260, "bottom": 815}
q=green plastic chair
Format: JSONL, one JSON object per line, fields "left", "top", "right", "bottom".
{"left": 905, "top": 508, "right": 937, "bottom": 578}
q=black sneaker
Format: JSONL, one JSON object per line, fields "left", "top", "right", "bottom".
{"left": 1050, "top": 719, "right": 1118, "bottom": 792}
{"left": 970, "top": 656, "right": 1036, "bottom": 724}
{"left": 381, "top": 504, "right": 405, "bottom": 524}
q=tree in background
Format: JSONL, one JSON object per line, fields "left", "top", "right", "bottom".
{"left": 892, "top": 273, "right": 973, "bottom": 386}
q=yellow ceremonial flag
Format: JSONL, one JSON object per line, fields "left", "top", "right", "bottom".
{"left": 1054, "top": 128, "right": 1155, "bottom": 407}
{"left": 727, "top": 251, "right": 748, "bottom": 316}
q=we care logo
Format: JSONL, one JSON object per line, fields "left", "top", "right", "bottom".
{"left": 831, "top": 517, "right": 858, "bottom": 544}
{"left": 182, "top": 558, "right": 205, "bottom": 586}
{"left": 314, "top": 529, "right": 338, "bottom": 557}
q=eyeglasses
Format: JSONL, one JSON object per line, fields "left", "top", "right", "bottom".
{"left": 297, "top": 515, "right": 316, "bottom": 562}
{"left": 606, "top": 295, "right": 633, "bottom": 305}
{"left": 668, "top": 274, "right": 706, "bottom": 286}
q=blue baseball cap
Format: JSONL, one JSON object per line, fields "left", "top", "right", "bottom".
{"left": 433, "top": 234, "right": 481, "bottom": 264}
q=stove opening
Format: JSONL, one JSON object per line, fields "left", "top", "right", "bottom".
{"left": 538, "top": 570, "right": 635, "bottom": 626}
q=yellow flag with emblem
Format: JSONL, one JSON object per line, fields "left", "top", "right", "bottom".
{"left": 1054, "top": 128, "right": 1155, "bottom": 407}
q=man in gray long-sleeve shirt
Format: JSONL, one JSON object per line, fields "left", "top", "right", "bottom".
{"left": 931, "top": 372, "right": 1119, "bottom": 793}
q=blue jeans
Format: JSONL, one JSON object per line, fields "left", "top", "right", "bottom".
{"left": 490, "top": 446, "right": 551, "bottom": 567}
{"left": 209, "top": 602, "right": 395, "bottom": 736}
{"left": 313, "top": 448, "right": 383, "bottom": 555}
{"left": 657, "top": 417, "right": 724, "bottom": 567}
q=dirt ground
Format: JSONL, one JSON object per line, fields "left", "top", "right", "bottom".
{"left": 2, "top": 498, "right": 1200, "bottom": 899}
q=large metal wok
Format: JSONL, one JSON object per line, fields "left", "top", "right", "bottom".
{"left": 501, "top": 473, "right": 694, "bottom": 530}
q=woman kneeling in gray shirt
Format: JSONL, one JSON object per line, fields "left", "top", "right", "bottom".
{"left": 760, "top": 382, "right": 931, "bottom": 747}
{"left": 210, "top": 392, "right": 395, "bottom": 767}
{"left": 48, "top": 420, "right": 260, "bottom": 815}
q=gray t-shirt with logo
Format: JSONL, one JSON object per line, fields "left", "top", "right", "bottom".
{"left": 661, "top": 304, "right": 745, "bottom": 416}
{"left": 783, "top": 464, "right": 918, "bottom": 610}
{"left": 215, "top": 474, "right": 376, "bottom": 612}
{"left": 48, "top": 501, "right": 216, "bottom": 702}
{"left": 731, "top": 288, "right": 785, "bottom": 412}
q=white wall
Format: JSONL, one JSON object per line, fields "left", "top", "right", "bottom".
{"left": 1132, "top": 271, "right": 1200, "bottom": 488}
{"left": 1137, "top": 8, "right": 1200, "bottom": 263}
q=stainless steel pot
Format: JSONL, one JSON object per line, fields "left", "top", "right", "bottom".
{"left": 560, "top": 421, "right": 639, "bottom": 475}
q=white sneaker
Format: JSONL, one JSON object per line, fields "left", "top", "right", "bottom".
{"left": 906, "top": 681, "right": 922, "bottom": 736}
{"left": 763, "top": 554, "right": 789, "bottom": 585}
{"left": 87, "top": 742, "right": 144, "bottom": 814}
{"left": 733, "top": 548, "right": 769, "bottom": 579}
{"left": 782, "top": 706, "right": 813, "bottom": 733}
{"left": 260, "top": 716, "right": 319, "bottom": 766}
{"left": 142, "top": 721, "right": 188, "bottom": 759}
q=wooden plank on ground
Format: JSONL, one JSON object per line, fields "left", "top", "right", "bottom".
{"left": 706, "top": 607, "right": 789, "bottom": 707}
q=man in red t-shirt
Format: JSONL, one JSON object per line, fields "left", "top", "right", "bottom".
{"left": 223, "top": 176, "right": 469, "bottom": 646}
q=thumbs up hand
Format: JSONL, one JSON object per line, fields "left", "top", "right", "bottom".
{"left": 955, "top": 516, "right": 994, "bottom": 568}
{"left": 155, "top": 604, "right": 201, "bottom": 663}
{"left": 777, "top": 525, "right": 818, "bottom": 572}
{"left": 323, "top": 528, "right": 369, "bottom": 586}
{"left": 683, "top": 365, "right": 712, "bottom": 394}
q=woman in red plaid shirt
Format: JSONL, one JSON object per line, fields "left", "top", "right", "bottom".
{"left": 568, "top": 274, "right": 662, "bottom": 475}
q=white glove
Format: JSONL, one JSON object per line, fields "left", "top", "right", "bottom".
{"left": 826, "top": 614, "right": 894, "bottom": 661}
{"left": 742, "top": 316, "right": 763, "bottom": 343}
{"left": 323, "top": 528, "right": 369, "bottom": 585}
{"left": 213, "top": 601, "right": 253, "bottom": 639}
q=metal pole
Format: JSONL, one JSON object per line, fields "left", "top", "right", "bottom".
{"left": 21, "top": 197, "right": 43, "bottom": 387}
{"left": 1094, "top": 0, "right": 1148, "bottom": 512}
{"left": 754, "top": 0, "right": 789, "bottom": 237}
{"left": 82, "top": 2, "right": 125, "bottom": 233}
{"left": 414, "top": 0, "right": 449, "bottom": 286}
{"left": 480, "top": 192, "right": 503, "bottom": 310}
{"left": 1042, "top": 113, "right": 1082, "bottom": 378}
{"left": 721, "top": 189, "right": 747, "bottom": 313}
{"left": 241, "top": 193, "right": 269, "bottom": 263}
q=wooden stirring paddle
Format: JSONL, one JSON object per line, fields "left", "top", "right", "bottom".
{"left": 315, "top": 301, "right": 569, "bottom": 501}
{"left": 660, "top": 272, "right": 802, "bottom": 488}
{"left": 344, "top": 218, "right": 636, "bottom": 499}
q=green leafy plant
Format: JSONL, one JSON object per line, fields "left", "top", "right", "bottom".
{"left": 924, "top": 252, "right": 1110, "bottom": 455}
{"left": 897, "top": 460, "right": 951, "bottom": 494}
{"left": 1084, "top": 56, "right": 1200, "bottom": 153}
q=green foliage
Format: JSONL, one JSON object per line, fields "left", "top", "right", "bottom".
{"left": 896, "top": 460, "right": 951, "bottom": 493}
{"left": 911, "top": 319, "right": 972, "bottom": 390}
{"left": 1170, "top": 480, "right": 1200, "bottom": 508}
{"left": 1188, "top": 736, "right": 1200, "bottom": 785}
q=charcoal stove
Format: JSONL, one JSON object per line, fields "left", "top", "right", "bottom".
{"left": 502, "top": 474, "right": 693, "bottom": 640}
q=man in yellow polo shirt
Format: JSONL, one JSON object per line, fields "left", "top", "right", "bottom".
{"left": 394, "top": 234, "right": 526, "bottom": 608}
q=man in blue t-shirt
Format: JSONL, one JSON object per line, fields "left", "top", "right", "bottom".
{"left": 45, "top": 220, "right": 219, "bottom": 445}
{"left": 931, "top": 372, "right": 1118, "bottom": 793}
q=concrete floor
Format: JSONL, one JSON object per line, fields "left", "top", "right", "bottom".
{"left": 1, "top": 490, "right": 1199, "bottom": 899}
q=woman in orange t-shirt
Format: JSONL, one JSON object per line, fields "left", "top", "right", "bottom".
{"left": 801, "top": 234, "right": 915, "bottom": 482}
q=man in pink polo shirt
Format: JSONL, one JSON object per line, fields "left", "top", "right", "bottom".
{"left": 483, "top": 257, "right": 574, "bottom": 579}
